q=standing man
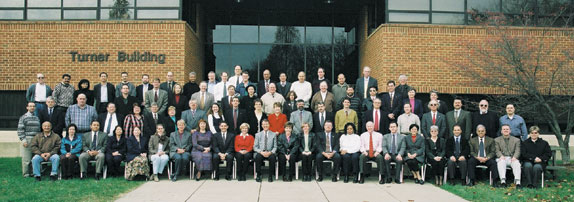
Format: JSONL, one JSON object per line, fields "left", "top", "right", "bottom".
{"left": 136, "top": 74, "right": 152, "bottom": 109}
{"left": 395, "top": 74, "right": 410, "bottom": 101}
{"left": 467, "top": 124, "right": 499, "bottom": 187}
{"left": 499, "top": 104, "right": 528, "bottom": 141}
{"left": 94, "top": 72, "right": 116, "bottom": 114}
{"left": 355, "top": 67, "right": 378, "bottom": 100}
{"left": 228, "top": 65, "right": 243, "bottom": 88}
{"left": 145, "top": 78, "right": 169, "bottom": 115}
{"left": 183, "top": 72, "right": 200, "bottom": 99}
{"left": 289, "top": 99, "right": 313, "bottom": 135}
{"left": 381, "top": 81, "right": 402, "bottom": 127}
{"left": 494, "top": 124, "right": 522, "bottom": 188}
{"left": 98, "top": 103, "right": 124, "bottom": 135}
{"left": 182, "top": 99, "right": 207, "bottom": 133}
{"left": 446, "top": 98, "right": 473, "bottom": 140}
{"left": 253, "top": 119, "right": 277, "bottom": 182}
{"left": 52, "top": 74, "right": 75, "bottom": 113}
{"left": 311, "top": 81, "right": 335, "bottom": 113}
{"left": 335, "top": 98, "right": 359, "bottom": 134}
{"left": 224, "top": 97, "right": 246, "bottom": 134}
{"left": 65, "top": 94, "right": 98, "bottom": 133}
{"left": 363, "top": 98, "right": 388, "bottom": 134}
{"left": 79, "top": 121, "right": 108, "bottom": 180}
{"left": 211, "top": 122, "right": 235, "bottom": 181}
{"left": 359, "top": 121, "right": 385, "bottom": 184}
{"left": 290, "top": 71, "right": 313, "bottom": 108}
{"left": 332, "top": 73, "right": 349, "bottom": 112}
{"left": 472, "top": 99, "right": 499, "bottom": 138}
{"left": 206, "top": 71, "right": 218, "bottom": 95}
{"left": 214, "top": 71, "right": 231, "bottom": 102}
{"left": 115, "top": 72, "right": 136, "bottom": 97}
{"left": 160, "top": 71, "right": 177, "bottom": 94}
{"left": 312, "top": 102, "right": 334, "bottom": 133}
{"left": 38, "top": 97, "right": 66, "bottom": 137}
{"left": 276, "top": 72, "right": 291, "bottom": 99}
{"left": 311, "top": 67, "right": 331, "bottom": 95}
{"left": 30, "top": 122, "right": 61, "bottom": 181}
{"left": 26, "top": 73, "right": 52, "bottom": 116}
{"left": 114, "top": 84, "right": 138, "bottom": 116}
{"left": 17, "top": 102, "right": 42, "bottom": 177}
{"left": 191, "top": 81, "right": 215, "bottom": 111}
{"left": 382, "top": 122, "right": 406, "bottom": 184}
{"left": 261, "top": 83, "right": 285, "bottom": 115}
{"left": 315, "top": 121, "right": 341, "bottom": 182}
{"left": 421, "top": 100, "right": 447, "bottom": 138}
{"left": 257, "top": 69, "right": 275, "bottom": 98}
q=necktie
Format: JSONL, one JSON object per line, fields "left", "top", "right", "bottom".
{"left": 264, "top": 131, "right": 268, "bottom": 151}
{"left": 320, "top": 113, "right": 325, "bottom": 128}
{"left": 233, "top": 109, "right": 238, "bottom": 129}
{"left": 229, "top": 97, "right": 233, "bottom": 108}
{"left": 369, "top": 132, "right": 374, "bottom": 158}
{"left": 154, "top": 113, "right": 158, "bottom": 124}
{"left": 105, "top": 115, "right": 113, "bottom": 134}
{"left": 345, "top": 110, "right": 349, "bottom": 117}
{"left": 432, "top": 113, "right": 436, "bottom": 125}
{"left": 223, "top": 82, "right": 227, "bottom": 98}
{"left": 479, "top": 138, "right": 485, "bottom": 157}
{"left": 154, "top": 90, "right": 158, "bottom": 102}
{"left": 326, "top": 133, "right": 331, "bottom": 153}
{"left": 223, "top": 133, "right": 226, "bottom": 142}
{"left": 192, "top": 110, "right": 195, "bottom": 118}
{"left": 374, "top": 110, "right": 379, "bottom": 131}
{"left": 391, "top": 134, "right": 396, "bottom": 154}
{"left": 92, "top": 132, "right": 98, "bottom": 149}
{"left": 200, "top": 92, "right": 205, "bottom": 109}
{"left": 265, "top": 81, "right": 269, "bottom": 92}
{"left": 390, "top": 93, "right": 394, "bottom": 108}
{"left": 455, "top": 110, "right": 459, "bottom": 122}
{"left": 49, "top": 108, "right": 53, "bottom": 116}
{"left": 236, "top": 76, "right": 240, "bottom": 86}
{"left": 455, "top": 137, "right": 461, "bottom": 156}
{"left": 299, "top": 111, "right": 303, "bottom": 123}
{"left": 169, "top": 82, "right": 172, "bottom": 92}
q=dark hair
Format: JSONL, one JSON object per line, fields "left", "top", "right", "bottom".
{"left": 77, "top": 79, "right": 90, "bottom": 90}
{"left": 62, "top": 74, "right": 71, "bottom": 79}
{"left": 66, "top": 124, "right": 78, "bottom": 137}
{"left": 387, "top": 80, "right": 396, "bottom": 86}
{"left": 389, "top": 122, "right": 398, "bottom": 127}
{"left": 344, "top": 123, "right": 356, "bottom": 134}
{"left": 99, "top": 72, "right": 108, "bottom": 77}
{"left": 113, "top": 125, "right": 124, "bottom": 136}
{"left": 409, "top": 124, "right": 419, "bottom": 131}
{"left": 121, "top": 72, "right": 128, "bottom": 76}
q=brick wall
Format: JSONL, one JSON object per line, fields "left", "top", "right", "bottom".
{"left": 0, "top": 20, "right": 204, "bottom": 91}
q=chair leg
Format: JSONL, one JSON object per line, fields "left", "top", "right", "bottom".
{"left": 489, "top": 171, "right": 492, "bottom": 185}
{"left": 443, "top": 167, "right": 448, "bottom": 184}
{"left": 168, "top": 161, "right": 172, "bottom": 180}
{"left": 103, "top": 165, "right": 108, "bottom": 179}
{"left": 295, "top": 161, "right": 299, "bottom": 180}
{"left": 190, "top": 162, "right": 194, "bottom": 180}
{"left": 541, "top": 172, "right": 544, "bottom": 188}
{"left": 400, "top": 165, "right": 404, "bottom": 183}
{"left": 233, "top": 160, "right": 237, "bottom": 180}
{"left": 253, "top": 163, "right": 257, "bottom": 179}
{"left": 276, "top": 164, "right": 279, "bottom": 180}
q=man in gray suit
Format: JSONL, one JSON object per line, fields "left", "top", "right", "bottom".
{"left": 253, "top": 119, "right": 277, "bottom": 182}
{"left": 494, "top": 124, "right": 522, "bottom": 188}
{"left": 181, "top": 99, "right": 206, "bottom": 133}
{"left": 191, "top": 81, "right": 214, "bottom": 111}
{"left": 289, "top": 99, "right": 313, "bottom": 135}
{"left": 169, "top": 119, "right": 192, "bottom": 181}
{"left": 145, "top": 78, "right": 168, "bottom": 115}
{"left": 355, "top": 66, "right": 378, "bottom": 100}
{"left": 446, "top": 98, "right": 472, "bottom": 140}
{"left": 421, "top": 100, "right": 447, "bottom": 138}
{"left": 79, "top": 121, "right": 108, "bottom": 180}
{"left": 383, "top": 122, "right": 406, "bottom": 184}
{"left": 467, "top": 124, "right": 499, "bottom": 187}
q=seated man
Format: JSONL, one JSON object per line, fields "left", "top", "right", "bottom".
{"left": 445, "top": 125, "right": 470, "bottom": 185}
{"left": 169, "top": 119, "right": 192, "bottom": 182}
{"left": 467, "top": 124, "right": 499, "bottom": 187}
{"left": 315, "top": 121, "right": 341, "bottom": 182}
{"left": 79, "top": 121, "right": 108, "bottom": 180}
{"left": 521, "top": 126, "right": 552, "bottom": 188}
{"left": 211, "top": 122, "right": 235, "bottom": 181}
{"left": 30, "top": 122, "right": 62, "bottom": 181}
{"left": 382, "top": 122, "right": 406, "bottom": 184}
{"left": 359, "top": 121, "right": 384, "bottom": 184}
{"left": 254, "top": 119, "right": 277, "bottom": 182}
{"left": 494, "top": 124, "right": 522, "bottom": 188}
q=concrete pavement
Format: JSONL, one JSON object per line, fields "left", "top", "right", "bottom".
{"left": 116, "top": 177, "right": 467, "bottom": 202}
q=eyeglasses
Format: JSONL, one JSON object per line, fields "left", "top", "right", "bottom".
{"left": 369, "top": 90, "right": 377, "bottom": 92}
{"left": 37, "top": 77, "right": 44, "bottom": 79}
{"left": 480, "top": 104, "right": 488, "bottom": 107}
{"left": 430, "top": 104, "right": 438, "bottom": 106}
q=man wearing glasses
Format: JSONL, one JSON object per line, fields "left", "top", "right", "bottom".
{"left": 26, "top": 73, "right": 53, "bottom": 116}
{"left": 471, "top": 100, "right": 499, "bottom": 138}
{"left": 421, "top": 100, "right": 447, "bottom": 138}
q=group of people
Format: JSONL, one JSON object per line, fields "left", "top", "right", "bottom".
{"left": 17, "top": 66, "right": 551, "bottom": 188}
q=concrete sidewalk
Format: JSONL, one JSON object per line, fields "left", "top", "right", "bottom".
{"left": 116, "top": 178, "right": 467, "bottom": 202}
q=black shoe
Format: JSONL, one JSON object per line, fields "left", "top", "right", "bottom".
{"left": 516, "top": 184, "right": 522, "bottom": 189}
{"left": 415, "top": 179, "right": 420, "bottom": 184}
{"left": 80, "top": 172, "right": 87, "bottom": 180}
{"left": 268, "top": 176, "right": 274, "bottom": 182}
{"left": 283, "top": 175, "right": 288, "bottom": 182}
{"left": 466, "top": 180, "right": 474, "bottom": 187}
{"left": 256, "top": 176, "right": 262, "bottom": 182}
{"left": 379, "top": 178, "right": 385, "bottom": 184}
{"left": 214, "top": 175, "right": 220, "bottom": 181}
{"left": 287, "top": 175, "right": 292, "bottom": 182}
{"left": 359, "top": 174, "right": 365, "bottom": 184}
{"left": 344, "top": 176, "right": 349, "bottom": 183}
{"left": 353, "top": 176, "right": 359, "bottom": 184}
{"left": 317, "top": 176, "right": 323, "bottom": 182}
{"left": 419, "top": 180, "right": 425, "bottom": 185}
{"left": 170, "top": 174, "right": 177, "bottom": 182}
{"left": 527, "top": 184, "right": 534, "bottom": 189}
{"left": 95, "top": 174, "right": 101, "bottom": 181}
{"left": 449, "top": 179, "right": 456, "bottom": 186}
{"left": 50, "top": 175, "right": 57, "bottom": 181}
{"left": 225, "top": 175, "right": 232, "bottom": 181}
{"left": 500, "top": 182, "right": 507, "bottom": 188}
{"left": 332, "top": 176, "right": 337, "bottom": 182}
{"left": 35, "top": 176, "right": 41, "bottom": 182}
{"left": 395, "top": 179, "right": 401, "bottom": 184}
{"left": 386, "top": 178, "right": 392, "bottom": 183}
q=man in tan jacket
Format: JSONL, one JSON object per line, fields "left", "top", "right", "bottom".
{"left": 494, "top": 124, "right": 521, "bottom": 188}
{"left": 30, "top": 122, "right": 61, "bottom": 181}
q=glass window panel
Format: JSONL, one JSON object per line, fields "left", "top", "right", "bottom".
{"left": 347, "top": 28, "right": 356, "bottom": 45}
{"left": 432, "top": 13, "right": 465, "bottom": 24}
{"left": 230, "top": 45, "right": 259, "bottom": 78}
{"left": 101, "top": 0, "right": 134, "bottom": 7}
{"left": 27, "top": 9, "right": 61, "bottom": 20}
{"left": 432, "top": 0, "right": 465, "bottom": 12}
{"left": 538, "top": 0, "right": 570, "bottom": 15}
{"left": 503, "top": 0, "right": 536, "bottom": 13}
{"left": 0, "top": 0, "right": 24, "bottom": 7}
{"left": 388, "top": 0, "right": 429, "bottom": 11}
{"left": 64, "top": 10, "right": 97, "bottom": 19}
{"left": 389, "top": 12, "right": 429, "bottom": 23}
{"left": 28, "top": 0, "right": 61, "bottom": 7}
{"left": 213, "top": 25, "right": 231, "bottom": 43}
{"left": 0, "top": 10, "right": 23, "bottom": 20}
{"left": 305, "top": 26, "right": 332, "bottom": 44}
{"left": 306, "top": 45, "right": 333, "bottom": 83}
{"left": 101, "top": 9, "right": 134, "bottom": 20}
{"left": 467, "top": 0, "right": 500, "bottom": 12}
{"left": 334, "top": 27, "right": 349, "bottom": 45}
{"left": 63, "top": 0, "right": 97, "bottom": 7}
{"left": 137, "top": 0, "right": 179, "bottom": 7}
{"left": 334, "top": 45, "right": 359, "bottom": 85}
{"left": 231, "top": 25, "right": 258, "bottom": 43}
{"left": 259, "top": 44, "right": 304, "bottom": 82}
{"left": 137, "top": 10, "right": 179, "bottom": 19}
{"left": 260, "top": 26, "right": 304, "bottom": 44}
{"left": 214, "top": 44, "right": 232, "bottom": 75}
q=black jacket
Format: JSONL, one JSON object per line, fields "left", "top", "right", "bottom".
{"left": 211, "top": 132, "right": 235, "bottom": 154}
{"left": 312, "top": 111, "right": 334, "bottom": 133}
{"left": 314, "top": 132, "right": 340, "bottom": 153}
{"left": 445, "top": 136, "right": 470, "bottom": 159}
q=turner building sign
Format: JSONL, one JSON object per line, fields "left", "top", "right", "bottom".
{"left": 69, "top": 51, "right": 166, "bottom": 64}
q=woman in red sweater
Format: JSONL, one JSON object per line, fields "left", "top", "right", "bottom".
{"left": 268, "top": 102, "right": 287, "bottom": 135}
{"left": 234, "top": 123, "right": 254, "bottom": 181}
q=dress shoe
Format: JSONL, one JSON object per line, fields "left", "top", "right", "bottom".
{"left": 317, "top": 176, "right": 323, "bottom": 182}
{"left": 419, "top": 180, "right": 425, "bottom": 185}
{"left": 332, "top": 177, "right": 337, "bottom": 182}
{"left": 287, "top": 175, "right": 292, "bottom": 182}
{"left": 214, "top": 175, "right": 220, "bottom": 181}
{"left": 359, "top": 174, "right": 365, "bottom": 184}
{"left": 353, "top": 175, "right": 359, "bottom": 183}
{"left": 449, "top": 180, "right": 456, "bottom": 186}
{"left": 256, "top": 176, "right": 262, "bottom": 182}
{"left": 527, "top": 184, "right": 534, "bottom": 189}
{"left": 379, "top": 179, "right": 385, "bottom": 184}
{"left": 268, "top": 176, "right": 274, "bottom": 182}
{"left": 153, "top": 174, "right": 159, "bottom": 182}
{"left": 80, "top": 172, "right": 87, "bottom": 180}
{"left": 466, "top": 180, "right": 474, "bottom": 187}
{"left": 171, "top": 175, "right": 177, "bottom": 182}
{"left": 283, "top": 175, "right": 288, "bottom": 182}
{"left": 95, "top": 174, "right": 101, "bottom": 181}
{"left": 225, "top": 175, "right": 232, "bottom": 181}
{"left": 394, "top": 179, "right": 401, "bottom": 184}
{"left": 35, "top": 176, "right": 41, "bottom": 182}
{"left": 500, "top": 182, "right": 507, "bottom": 188}
{"left": 344, "top": 176, "right": 349, "bottom": 183}
{"left": 415, "top": 179, "right": 420, "bottom": 184}
{"left": 516, "top": 184, "right": 522, "bottom": 189}
{"left": 50, "top": 175, "right": 58, "bottom": 181}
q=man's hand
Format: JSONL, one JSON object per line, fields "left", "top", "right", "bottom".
{"left": 23, "top": 142, "right": 28, "bottom": 147}
{"left": 385, "top": 153, "right": 391, "bottom": 161}
{"left": 66, "top": 153, "right": 71, "bottom": 158}
{"left": 458, "top": 156, "right": 466, "bottom": 161}
{"left": 177, "top": 148, "right": 185, "bottom": 154}
{"left": 434, "top": 156, "right": 442, "bottom": 161}
{"left": 450, "top": 156, "right": 456, "bottom": 162}
{"left": 340, "top": 150, "right": 347, "bottom": 155}
{"left": 396, "top": 155, "right": 403, "bottom": 161}
{"left": 534, "top": 157, "right": 542, "bottom": 163}
{"left": 388, "top": 114, "right": 395, "bottom": 119}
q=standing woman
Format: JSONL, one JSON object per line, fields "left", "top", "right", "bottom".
{"left": 168, "top": 83, "right": 188, "bottom": 119}
{"left": 148, "top": 124, "right": 170, "bottom": 182}
{"left": 405, "top": 124, "right": 425, "bottom": 185}
{"left": 247, "top": 99, "right": 267, "bottom": 135}
{"left": 268, "top": 102, "right": 287, "bottom": 135}
{"left": 277, "top": 122, "right": 299, "bottom": 181}
{"left": 191, "top": 119, "right": 213, "bottom": 181}
{"left": 234, "top": 123, "right": 254, "bottom": 181}
{"left": 124, "top": 103, "right": 144, "bottom": 137}
{"left": 240, "top": 85, "right": 257, "bottom": 112}
{"left": 339, "top": 123, "right": 361, "bottom": 183}
{"left": 60, "top": 124, "right": 82, "bottom": 179}
{"left": 426, "top": 125, "right": 446, "bottom": 186}
{"left": 125, "top": 127, "right": 149, "bottom": 180}
{"left": 73, "top": 79, "right": 94, "bottom": 106}
{"left": 298, "top": 122, "right": 316, "bottom": 182}
{"left": 105, "top": 125, "right": 127, "bottom": 177}
{"left": 207, "top": 103, "right": 224, "bottom": 134}
{"left": 282, "top": 91, "right": 298, "bottom": 120}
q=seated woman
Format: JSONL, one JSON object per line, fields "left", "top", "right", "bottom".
{"left": 105, "top": 125, "right": 127, "bottom": 177}
{"left": 148, "top": 124, "right": 170, "bottom": 182}
{"left": 277, "top": 122, "right": 299, "bottom": 181}
{"left": 298, "top": 122, "right": 316, "bottom": 182}
{"left": 405, "top": 124, "right": 425, "bottom": 185}
{"left": 234, "top": 123, "right": 254, "bottom": 181}
{"left": 339, "top": 123, "right": 361, "bottom": 183}
{"left": 268, "top": 102, "right": 287, "bottom": 135}
{"left": 191, "top": 119, "right": 213, "bottom": 181}
{"left": 60, "top": 124, "right": 82, "bottom": 179}
{"left": 521, "top": 126, "right": 552, "bottom": 188}
{"left": 125, "top": 127, "right": 149, "bottom": 180}
{"left": 425, "top": 125, "right": 446, "bottom": 186}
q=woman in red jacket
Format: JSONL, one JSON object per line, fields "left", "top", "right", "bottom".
{"left": 234, "top": 123, "right": 254, "bottom": 181}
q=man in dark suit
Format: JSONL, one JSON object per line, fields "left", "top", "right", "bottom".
{"left": 446, "top": 98, "right": 473, "bottom": 140}
{"left": 211, "top": 122, "right": 235, "bottom": 181}
{"left": 79, "top": 121, "right": 108, "bottom": 180}
{"left": 363, "top": 98, "right": 388, "bottom": 134}
{"left": 220, "top": 85, "right": 236, "bottom": 114}
{"left": 312, "top": 102, "right": 334, "bottom": 133}
{"left": 467, "top": 124, "right": 499, "bottom": 187}
{"left": 143, "top": 103, "right": 166, "bottom": 139}
{"left": 395, "top": 74, "right": 410, "bottom": 102}
{"left": 311, "top": 67, "right": 331, "bottom": 95}
{"left": 97, "top": 103, "right": 124, "bottom": 135}
{"left": 38, "top": 97, "right": 65, "bottom": 137}
{"left": 355, "top": 66, "right": 378, "bottom": 100}
{"left": 445, "top": 125, "right": 470, "bottom": 185}
{"left": 224, "top": 97, "right": 246, "bottom": 134}
{"left": 380, "top": 81, "right": 402, "bottom": 127}
{"left": 471, "top": 99, "right": 499, "bottom": 138}
{"left": 257, "top": 69, "right": 275, "bottom": 98}
{"left": 135, "top": 74, "right": 152, "bottom": 109}
{"left": 114, "top": 84, "right": 138, "bottom": 116}
{"left": 315, "top": 121, "right": 341, "bottom": 182}
{"left": 93, "top": 72, "right": 116, "bottom": 114}
{"left": 276, "top": 72, "right": 292, "bottom": 99}
{"left": 160, "top": 71, "right": 177, "bottom": 95}
{"left": 421, "top": 100, "right": 447, "bottom": 138}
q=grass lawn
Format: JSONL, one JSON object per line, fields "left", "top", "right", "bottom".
{"left": 0, "top": 158, "right": 145, "bottom": 202}
{"left": 441, "top": 164, "right": 574, "bottom": 202}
